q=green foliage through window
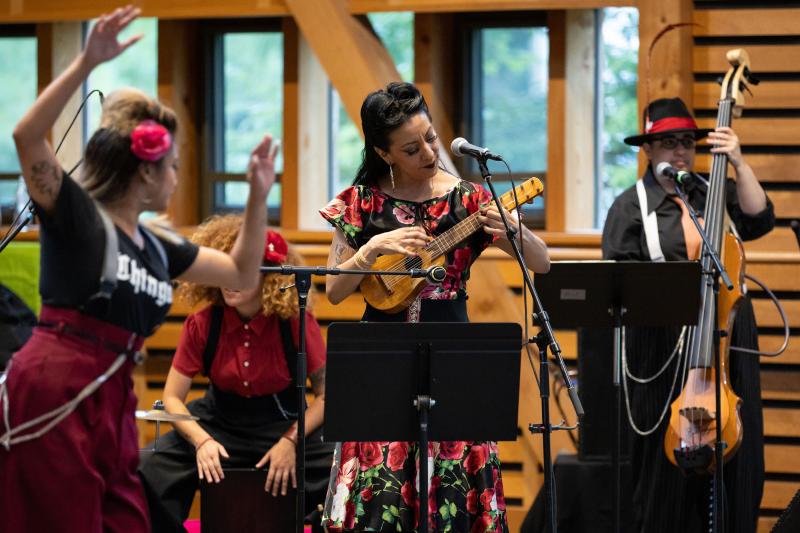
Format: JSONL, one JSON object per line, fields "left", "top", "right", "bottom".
{"left": 85, "top": 18, "right": 158, "bottom": 135}
{"left": 596, "top": 8, "right": 639, "bottom": 228}
{"left": 330, "top": 12, "right": 413, "bottom": 195}
{"left": 0, "top": 36, "right": 37, "bottom": 173}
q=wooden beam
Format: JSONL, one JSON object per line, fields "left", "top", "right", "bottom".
{"left": 35, "top": 23, "right": 52, "bottom": 144}
{"left": 564, "top": 9, "right": 596, "bottom": 231}
{"left": 50, "top": 22, "right": 85, "bottom": 175}
{"left": 350, "top": 0, "right": 635, "bottom": 13}
{"left": 0, "top": 0, "right": 637, "bottom": 23}
{"left": 695, "top": 81, "right": 800, "bottom": 111}
{"left": 546, "top": 11, "right": 566, "bottom": 232}
{"left": 295, "top": 28, "right": 332, "bottom": 231}
{"left": 285, "top": 0, "right": 401, "bottom": 127}
{"left": 695, "top": 44, "right": 800, "bottom": 74}
{"left": 694, "top": 8, "right": 800, "bottom": 37}
{"left": 158, "top": 20, "right": 201, "bottom": 226}
{"left": 282, "top": 17, "right": 300, "bottom": 230}
{"left": 636, "top": 0, "right": 693, "bottom": 174}
{"left": 414, "top": 13, "right": 456, "bottom": 152}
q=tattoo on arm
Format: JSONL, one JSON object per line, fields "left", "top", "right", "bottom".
{"left": 333, "top": 243, "right": 346, "bottom": 265}
{"left": 30, "top": 160, "right": 61, "bottom": 202}
{"left": 309, "top": 365, "right": 326, "bottom": 396}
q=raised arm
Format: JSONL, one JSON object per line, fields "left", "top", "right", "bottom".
{"left": 178, "top": 135, "right": 277, "bottom": 290}
{"left": 13, "top": 5, "right": 142, "bottom": 214}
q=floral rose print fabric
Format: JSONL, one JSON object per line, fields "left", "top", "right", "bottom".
{"left": 319, "top": 181, "right": 496, "bottom": 301}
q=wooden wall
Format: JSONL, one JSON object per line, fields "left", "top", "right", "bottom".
{"left": 692, "top": 3, "right": 800, "bottom": 531}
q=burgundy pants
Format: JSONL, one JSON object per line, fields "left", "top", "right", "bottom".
{"left": 0, "top": 307, "right": 148, "bottom": 533}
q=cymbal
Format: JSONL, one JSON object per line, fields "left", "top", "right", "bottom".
{"left": 135, "top": 409, "right": 198, "bottom": 422}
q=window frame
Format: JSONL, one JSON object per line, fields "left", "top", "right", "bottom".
{"left": 0, "top": 25, "right": 38, "bottom": 223}
{"left": 456, "top": 12, "right": 549, "bottom": 229}
{"left": 200, "top": 18, "right": 284, "bottom": 224}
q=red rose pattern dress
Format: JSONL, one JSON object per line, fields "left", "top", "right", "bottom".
{"left": 319, "top": 180, "right": 508, "bottom": 532}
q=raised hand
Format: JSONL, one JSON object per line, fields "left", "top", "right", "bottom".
{"left": 246, "top": 135, "right": 279, "bottom": 203}
{"left": 83, "top": 5, "right": 143, "bottom": 68}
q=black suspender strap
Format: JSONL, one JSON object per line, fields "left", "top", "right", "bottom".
{"left": 277, "top": 318, "right": 299, "bottom": 384}
{"left": 202, "top": 305, "right": 225, "bottom": 377}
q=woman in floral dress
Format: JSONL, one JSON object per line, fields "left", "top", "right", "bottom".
{"left": 319, "top": 82, "right": 550, "bottom": 532}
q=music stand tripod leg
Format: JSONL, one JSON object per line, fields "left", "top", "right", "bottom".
{"left": 611, "top": 306, "right": 626, "bottom": 533}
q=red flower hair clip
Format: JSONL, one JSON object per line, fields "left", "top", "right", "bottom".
{"left": 130, "top": 120, "right": 172, "bottom": 162}
{"left": 263, "top": 230, "right": 288, "bottom": 264}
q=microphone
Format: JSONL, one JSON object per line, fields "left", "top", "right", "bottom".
{"left": 409, "top": 266, "right": 448, "bottom": 284}
{"left": 656, "top": 162, "right": 692, "bottom": 185}
{"left": 450, "top": 137, "right": 503, "bottom": 161}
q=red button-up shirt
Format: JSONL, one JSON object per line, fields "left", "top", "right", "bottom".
{"left": 172, "top": 305, "right": 326, "bottom": 397}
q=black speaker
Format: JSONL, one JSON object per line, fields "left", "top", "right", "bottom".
{"left": 577, "top": 327, "right": 631, "bottom": 461}
{"left": 772, "top": 489, "right": 800, "bottom": 533}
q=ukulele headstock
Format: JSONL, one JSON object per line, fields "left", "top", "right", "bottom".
{"left": 499, "top": 177, "right": 544, "bottom": 211}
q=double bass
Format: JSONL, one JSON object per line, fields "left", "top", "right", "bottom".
{"left": 664, "top": 49, "right": 757, "bottom": 473}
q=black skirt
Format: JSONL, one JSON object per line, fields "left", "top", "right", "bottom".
{"left": 626, "top": 296, "right": 764, "bottom": 533}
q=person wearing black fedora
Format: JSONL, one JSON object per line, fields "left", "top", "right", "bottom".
{"left": 601, "top": 97, "right": 774, "bottom": 533}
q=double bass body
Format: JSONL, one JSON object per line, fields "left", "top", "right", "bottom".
{"left": 664, "top": 232, "right": 745, "bottom": 473}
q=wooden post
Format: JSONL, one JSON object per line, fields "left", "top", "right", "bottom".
{"left": 636, "top": 0, "right": 693, "bottom": 174}
{"left": 546, "top": 11, "right": 567, "bottom": 232}
{"left": 158, "top": 20, "right": 201, "bottom": 226}
{"left": 282, "top": 17, "right": 300, "bottom": 230}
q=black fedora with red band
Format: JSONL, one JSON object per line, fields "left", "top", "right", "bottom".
{"left": 624, "top": 97, "right": 713, "bottom": 146}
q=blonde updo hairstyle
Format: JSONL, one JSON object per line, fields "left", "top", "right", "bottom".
{"left": 81, "top": 88, "right": 177, "bottom": 204}
{"left": 177, "top": 215, "right": 308, "bottom": 319}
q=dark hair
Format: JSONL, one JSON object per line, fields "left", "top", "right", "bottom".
{"left": 81, "top": 89, "right": 178, "bottom": 204}
{"left": 353, "top": 82, "right": 431, "bottom": 186}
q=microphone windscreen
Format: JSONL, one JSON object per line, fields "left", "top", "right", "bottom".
{"left": 450, "top": 137, "right": 467, "bottom": 157}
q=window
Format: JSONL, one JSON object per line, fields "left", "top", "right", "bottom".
{"left": 84, "top": 18, "right": 158, "bottom": 135}
{"left": 0, "top": 28, "right": 37, "bottom": 223}
{"left": 463, "top": 17, "right": 549, "bottom": 228}
{"left": 329, "top": 12, "right": 414, "bottom": 196}
{"left": 206, "top": 23, "right": 283, "bottom": 222}
{"left": 595, "top": 7, "right": 639, "bottom": 228}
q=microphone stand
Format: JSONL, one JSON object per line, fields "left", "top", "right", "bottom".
{"left": 672, "top": 181, "right": 731, "bottom": 533}
{"left": 0, "top": 204, "right": 34, "bottom": 254}
{"left": 476, "top": 157, "right": 584, "bottom": 533}
{"left": 259, "top": 264, "right": 445, "bottom": 533}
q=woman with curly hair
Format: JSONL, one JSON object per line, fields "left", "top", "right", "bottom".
{"left": 0, "top": 7, "right": 275, "bottom": 533}
{"left": 138, "top": 215, "right": 333, "bottom": 533}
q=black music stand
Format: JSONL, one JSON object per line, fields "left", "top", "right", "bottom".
{"left": 324, "top": 322, "right": 522, "bottom": 533}
{"left": 535, "top": 260, "right": 701, "bottom": 533}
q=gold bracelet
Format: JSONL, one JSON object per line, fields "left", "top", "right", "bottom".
{"left": 351, "top": 249, "right": 371, "bottom": 270}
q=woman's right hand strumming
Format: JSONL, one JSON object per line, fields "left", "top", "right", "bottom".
{"left": 325, "top": 226, "right": 430, "bottom": 304}
{"left": 360, "top": 227, "right": 430, "bottom": 261}
{"left": 196, "top": 438, "right": 230, "bottom": 484}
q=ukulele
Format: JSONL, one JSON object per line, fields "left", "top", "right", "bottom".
{"left": 360, "top": 177, "right": 544, "bottom": 313}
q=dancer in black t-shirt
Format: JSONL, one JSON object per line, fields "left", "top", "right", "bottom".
{"left": 0, "top": 6, "right": 277, "bottom": 533}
